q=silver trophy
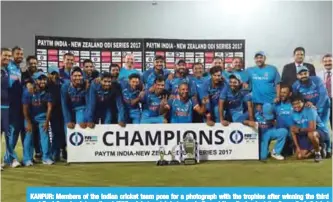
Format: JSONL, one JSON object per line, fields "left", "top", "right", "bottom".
{"left": 169, "top": 145, "right": 180, "bottom": 165}
{"left": 156, "top": 146, "right": 169, "bottom": 166}
{"left": 183, "top": 134, "right": 197, "bottom": 165}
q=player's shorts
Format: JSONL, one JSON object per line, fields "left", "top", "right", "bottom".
{"left": 297, "top": 130, "right": 327, "bottom": 151}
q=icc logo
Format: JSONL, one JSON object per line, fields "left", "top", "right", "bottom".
{"left": 69, "top": 132, "right": 84, "bottom": 146}
{"left": 230, "top": 130, "right": 243, "bottom": 144}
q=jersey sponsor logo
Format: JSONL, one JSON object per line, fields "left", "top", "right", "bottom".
{"left": 230, "top": 130, "right": 243, "bottom": 144}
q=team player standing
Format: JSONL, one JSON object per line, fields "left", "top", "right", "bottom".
{"left": 0, "top": 46, "right": 332, "bottom": 170}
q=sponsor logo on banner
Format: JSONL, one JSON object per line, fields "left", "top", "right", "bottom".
{"left": 225, "top": 57, "right": 233, "bottom": 63}
{"left": 205, "top": 64, "right": 212, "bottom": 69}
{"left": 166, "top": 63, "right": 175, "bottom": 69}
{"left": 80, "top": 56, "right": 90, "bottom": 62}
{"left": 67, "top": 123, "right": 258, "bottom": 162}
{"left": 195, "top": 52, "right": 204, "bottom": 58}
{"left": 215, "top": 52, "right": 224, "bottom": 57}
{"left": 101, "top": 57, "right": 111, "bottom": 63}
{"left": 185, "top": 52, "right": 194, "bottom": 58}
{"left": 205, "top": 52, "right": 214, "bottom": 58}
{"left": 235, "top": 52, "right": 244, "bottom": 57}
{"left": 74, "top": 63, "right": 80, "bottom": 67}
{"left": 91, "top": 51, "right": 100, "bottom": 57}
{"left": 206, "top": 57, "right": 213, "bottom": 63}
{"left": 225, "top": 63, "right": 233, "bottom": 68}
{"left": 112, "top": 52, "right": 121, "bottom": 57}
{"left": 225, "top": 52, "right": 234, "bottom": 57}
{"left": 48, "top": 55, "right": 58, "bottom": 62}
{"left": 134, "top": 57, "right": 142, "bottom": 63}
{"left": 134, "top": 63, "right": 142, "bottom": 69}
{"left": 70, "top": 50, "right": 80, "bottom": 56}
{"left": 59, "top": 50, "right": 69, "bottom": 56}
{"left": 132, "top": 52, "right": 142, "bottom": 57}
{"left": 195, "top": 58, "right": 204, "bottom": 63}
{"left": 48, "top": 62, "right": 58, "bottom": 67}
{"left": 102, "top": 63, "right": 111, "bottom": 68}
{"left": 175, "top": 52, "right": 184, "bottom": 58}
{"left": 156, "top": 51, "right": 164, "bottom": 56}
{"left": 37, "top": 49, "right": 47, "bottom": 55}
{"left": 145, "top": 51, "right": 155, "bottom": 57}
{"left": 48, "top": 49, "right": 58, "bottom": 55}
{"left": 146, "top": 63, "right": 154, "bottom": 69}
{"left": 40, "top": 67, "right": 47, "bottom": 72}
{"left": 112, "top": 57, "right": 121, "bottom": 63}
{"left": 244, "top": 133, "right": 258, "bottom": 143}
{"left": 91, "top": 57, "right": 100, "bottom": 63}
{"left": 74, "top": 56, "right": 80, "bottom": 62}
{"left": 146, "top": 57, "right": 154, "bottom": 63}
{"left": 80, "top": 51, "right": 90, "bottom": 57}
{"left": 123, "top": 51, "right": 132, "bottom": 56}
{"left": 40, "top": 61, "right": 47, "bottom": 67}
{"left": 185, "top": 58, "right": 194, "bottom": 63}
{"left": 37, "top": 55, "right": 47, "bottom": 61}
{"left": 166, "top": 52, "right": 174, "bottom": 57}
{"left": 94, "top": 63, "right": 101, "bottom": 68}
{"left": 166, "top": 58, "right": 175, "bottom": 63}
{"left": 101, "top": 51, "right": 111, "bottom": 57}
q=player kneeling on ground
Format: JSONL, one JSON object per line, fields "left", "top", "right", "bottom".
{"left": 245, "top": 103, "right": 288, "bottom": 160}
{"left": 22, "top": 72, "right": 54, "bottom": 166}
{"left": 290, "top": 93, "right": 329, "bottom": 162}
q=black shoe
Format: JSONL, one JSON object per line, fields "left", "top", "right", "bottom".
{"left": 34, "top": 153, "right": 42, "bottom": 162}
{"left": 61, "top": 149, "right": 67, "bottom": 160}
{"left": 326, "top": 152, "right": 332, "bottom": 159}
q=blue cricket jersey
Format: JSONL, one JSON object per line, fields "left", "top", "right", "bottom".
{"left": 86, "top": 82, "right": 125, "bottom": 123}
{"left": 59, "top": 68, "right": 71, "bottom": 82}
{"left": 121, "top": 82, "right": 141, "bottom": 110}
{"left": 222, "top": 70, "right": 233, "bottom": 82}
{"left": 201, "top": 78, "right": 228, "bottom": 113}
{"left": 118, "top": 67, "right": 141, "bottom": 81}
{"left": 246, "top": 65, "right": 281, "bottom": 104}
{"left": 291, "top": 107, "right": 329, "bottom": 135}
{"left": 190, "top": 76, "right": 206, "bottom": 101}
{"left": 1, "top": 67, "right": 9, "bottom": 108}
{"left": 168, "top": 96, "right": 199, "bottom": 123}
{"left": 233, "top": 69, "right": 249, "bottom": 84}
{"left": 141, "top": 91, "right": 162, "bottom": 117}
{"left": 292, "top": 76, "right": 330, "bottom": 114}
{"left": 22, "top": 88, "right": 52, "bottom": 122}
{"left": 142, "top": 68, "right": 170, "bottom": 90}
{"left": 165, "top": 76, "right": 197, "bottom": 97}
{"left": 7, "top": 61, "right": 22, "bottom": 108}
{"left": 255, "top": 111, "right": 275, "bottom": 135}
{"left": 60, "top": 82, "right": 88, "bottom": 124}
{"left": 274, "top": 101, "right": 294, "bottom": 129}
{"left": 220, "top": 86, "right": 251, "bottom": 115}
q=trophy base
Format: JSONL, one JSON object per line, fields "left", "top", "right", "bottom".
{"left": 184, "top": 158, "right": 197, "bottom": 165}
{"left": 156, "top": 160, "right": 169, "bottom": 166}
{"left": 169, "top": 160, "right": 180, "bottom": 165}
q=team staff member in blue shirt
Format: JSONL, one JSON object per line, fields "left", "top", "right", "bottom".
{"left": 166, "top": 59, "right": 197, "bottom": 98}
{"left": 290, "top": 93, "right": 329, "bottom": 162}
{"left": 142, "top": 55, "right": 170, "bottom": 92}
{"left": 219, "top": 74, "right": 253, "bottom": 126}
{"left": 87, "top": 72, "right": 125, "bottom": 128}
{"left": 22, "top": 72, "right": 54, "bottom": 166}
{"left": 161, "top": 83, "right": 210, "bottom": 124}
{"left": 246, "top": 51, "right": 281, "bottom": 106}
{"left": 201, "top": 66, "right": 228, "bottom": 123}
{"left": 59, "top": 53, "right": 75, "bottom": 82}
{"left": 47, "top": 66, "right": 67, "bottom": 161}
{"left": 292, "top": 66, "right": 331, "bottom": 156}
{"left": 140, "top": 76, "right": 168, "bottom": 124}
{"left": 1, "top": 48, "right": 13, "bottom": 170}
{"left": 61, "top": 67, "right": 88, "bottom": 131}
{"left": 121, "top": 73, "right": 143, "bottom": 124}
{"left": 5, "top": 46, "right": 24, "bottom": 168}
{"left": 119, "top": 54, "right": 141, "bottom": 81}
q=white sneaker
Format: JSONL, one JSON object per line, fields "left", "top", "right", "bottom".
{"left": 24, "top": 161, "right": 34, "bottom": 167}
{"left": 271, "top": 152, "right": 285, "bottom": 160}
{"left": 11, "top": 160, "right": 21, "bottom": 168}
{"left": 42, "top": 159, "right": 54, "bottom": 165}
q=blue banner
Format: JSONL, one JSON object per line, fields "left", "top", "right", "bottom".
{"left": 27, "top": 187, "right": 332, "bottom": 202}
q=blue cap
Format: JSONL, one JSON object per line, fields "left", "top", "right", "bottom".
{"left": 297, "top": 65, "right": 309, "bottom": 74}
{"left": 229, "top": 73, "right": 243, "bottom": 83}
{"left": 254, "top": 51, "right": 266, "bottom": 58}
{"left": 48, "top": 66, "right": 59, "bottom": 74}
{"left": 262, "top": 103, "right": 274, "bottom": 121}
{"left": 32, "top": 72, "right": 47, "bottom": 80}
